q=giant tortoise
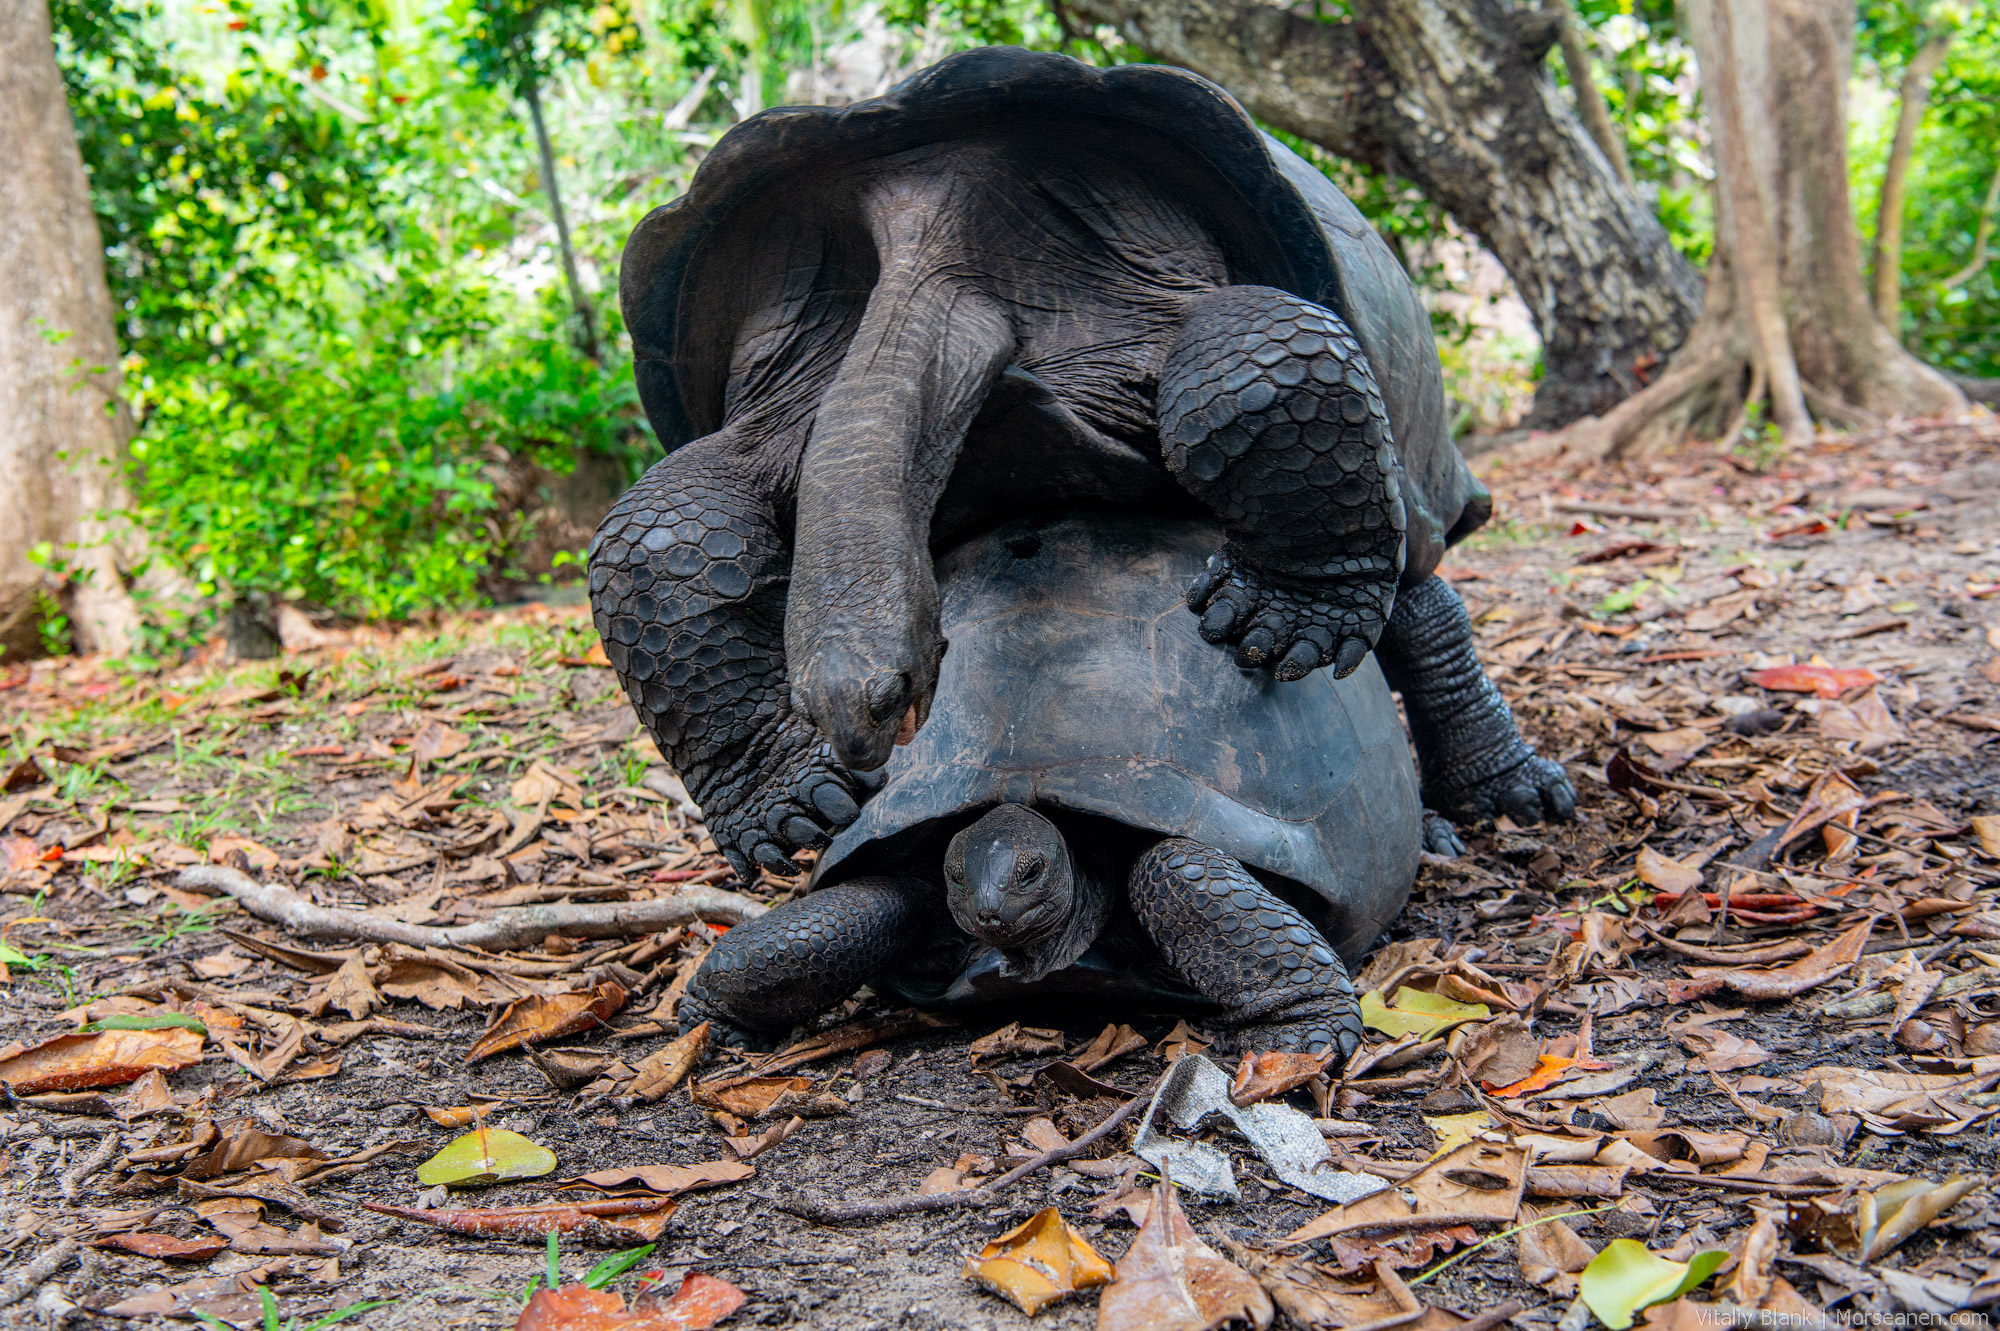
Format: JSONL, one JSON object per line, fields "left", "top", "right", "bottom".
{"left": 679, "top": 512, "right": 1423, "bottom": 1055}
{"left": 589, "top": 45, "right": 1574, "bottom": 882}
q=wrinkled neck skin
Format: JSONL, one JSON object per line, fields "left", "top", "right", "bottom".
{"left": 786, "top": 165, "right": 1017, "bottom": 772}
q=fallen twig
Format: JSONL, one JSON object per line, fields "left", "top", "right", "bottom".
{"left": 892, "top": 1094, "right": 1044, "bottom": 1116}
{"left": 1456, "top": 1300, "right": 1527, "bottom": 1331}
{"left": 60, "top": 1131, "right": 119, "bottom": 1203}
{"left": 0, "top": 1239, "right": 77, "bottom": 1310}
{"left": 178, "top": 865, "right": 766, "bottom": 951}
{"left": 780, "top": 1073, "right": 1155, "bottom": 1223}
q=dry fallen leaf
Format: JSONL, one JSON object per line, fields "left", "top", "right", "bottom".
{"left": 560, "top": 1160, "right": 753, "bottom": 1197}
{"left": 1099, "top": 1170, "right": 1274, "bottom": 1331}
{"left": 969, "top": 1022, "right": 1067, "bottom": 1065}
{"left": 93, "top": 1233, "right": 230, "bottom": 1261}
{"left": 1636, "top": 847, "right": 1704, "bottom": 895}
{"left": 182, "top": 1119, "right": 328, "bottom": 1181}
{"left": 327, "top": 957, "right": 380, "bottom": 1021}
{"left": 365, "top": 1197, "right": 674, "bottom": 1246}
{"left": 467, "top": 982, "right": 627, "bottom": 1063}
{"left": 961, "top": 1206, "right": 1113, "bottom": 1315}
{"left": 691, "top": 1075, "right": 812, "bottom": 1118}
{"left": 515, "top": 1272, "right": 745, "bottom": 1330}
{"left": 1073, "top": 1022, "right": 1148, "bottom": 1073}
{"left": 1789, "top": 1175, "right": 1980, "bottom": 1262}
{"left": 1748, "top": 664, "right": 1881, "bottom": 698}
{"left": 1289, "top": 1140, "right": 1529, "bottom": 1244}
{"left": 1157, "top": 1020, "right": 1213, "bottom": 1065}
{"left": 1674, "top": 917, "right": 1875, "bottom": 1002}
{"left": 1229, "top": 1050, "right": 1332, "bottom": 1106}
{"left": 631, "top": 1022, "right": 710, "bottom": 1101}
{"left": 0, "top": 1028, "right": 203, "bottom": 1093}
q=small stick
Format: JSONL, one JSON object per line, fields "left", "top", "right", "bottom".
{"left": 0, "top": 1239, "right": 78, "bottom": 1310}
{"left": 60, "top": 1131, "right": 119, "bottom": 1203}
{"left": 779, "top": 1074, "right": 1156, "bottom": 1223}
{"left": 1456, "top": 1300, "right": 1526, "bottom": 1331}
{"left": 892, "top": 1095, "right": 1044, "bottom": 1116}
{"left": 179, "top": 865, "right": 766, "bottom": 950}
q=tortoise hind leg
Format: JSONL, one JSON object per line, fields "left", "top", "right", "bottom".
{"left": 679, "top": 877, "right": 937, "bottom": 1050}
{"left": 1159, "top": 285, "right": 1406, "bottom": 682}
{"left": 1376, "top": 574, "right": 1577, "bottom": 828}
{"left": 1126, "top": 838, "right": 1363, "bottom": 1058}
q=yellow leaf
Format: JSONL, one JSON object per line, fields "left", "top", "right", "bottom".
{"left": 1359, "top": 986, "right": 1490, "bottom": 1040}
{"left": 416, "top": 1128, "right": 555, "bottom": 1188}
{"left": 961, "top": 1206, "right": 1112, "bottom": 1315}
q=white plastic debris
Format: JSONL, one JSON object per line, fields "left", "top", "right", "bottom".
{"left": 1132, "top": 1053, "right": 1388, "bottom": 1205}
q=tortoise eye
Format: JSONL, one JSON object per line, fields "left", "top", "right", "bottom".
{"left": 1018, "top": 857, "right": 1044, "bottom": 884}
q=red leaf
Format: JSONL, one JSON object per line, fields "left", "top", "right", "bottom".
{"left": 514, "top": 1273, "right": 746, "bottom": 1329}
{"left": 1748, "top": 664, "right": 1881, "bottom": 698}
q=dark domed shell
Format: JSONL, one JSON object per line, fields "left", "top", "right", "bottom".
{"left": 620, "top": 47, "right": 1486, "bottom": 580}
{"left": 814, "top": 513, "right": 1422, "bottom": 961}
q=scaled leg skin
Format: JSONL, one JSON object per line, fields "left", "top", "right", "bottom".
{"left": 1127, "top": 838, "right": 1364, "bottom": 1058}
{"left": 1160, "top": 285, "right": 1407, "bottom": 682}
{"left": 1376, "top": 574, "right": 1577, "bottom": 827}
{"left": 589, "top": 430, "right": 865, "bottom": 879}
{"left": 678, "top": 877, "right": 934, "bottom": 1049}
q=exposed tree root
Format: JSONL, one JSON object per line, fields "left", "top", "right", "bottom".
{"left": 177, "top": 865, "right": 767, "bottom": 951}
{"left": 0, "top": 1239, "right": 77, "bottom": 1310}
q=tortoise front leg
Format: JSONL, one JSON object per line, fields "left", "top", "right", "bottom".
{"left": 1126, "top": 838, "right": 1364, "bottom": 1059}
{"left": 1159, "top": 285, "right": 1407, "bottom": 682}
{"left": 590, "top": 430, "right": 867, "bottom": 879}
{"left": 678, "top": 877, "right": 937, "bottom": 1049}
{"left": 1377, "top": 575, "right": 1577, "bottom": 828}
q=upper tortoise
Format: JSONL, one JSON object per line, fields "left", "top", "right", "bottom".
{"left": 591, "top": 47, "right": 1575, "bottom": 881}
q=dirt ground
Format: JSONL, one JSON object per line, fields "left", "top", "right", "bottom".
{"left": 2, "top": 417, "right": 1999, "bottom": 1330}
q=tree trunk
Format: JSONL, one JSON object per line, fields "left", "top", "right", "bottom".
{"left": 1764, "top": 0, "right": 1962, "bottom": 420}
{"left": 1063, "top": 0, "right": 1703, "bottom": 428}
{"left": 1552, "top": 0, "right": 1634, "bottom": 190}
{"left": 524, "top": 76, "right": 601, "bottom": 362}
{"left": 1870, "top": 31, "right": 1951, "bottom": 326}
{"left": 0, "top": 0, "right": 143, "bottom": 659}
{"left": 1555, "top": 0, "right": 1964, "bottom": 460}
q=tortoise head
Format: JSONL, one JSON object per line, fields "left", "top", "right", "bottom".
{"left": 943, "top": 804, "right": 1073, "bottom": 954}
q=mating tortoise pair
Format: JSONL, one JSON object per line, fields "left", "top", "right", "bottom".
{"left": 590, "top": 49, "right": 1574, "bottom": 1056}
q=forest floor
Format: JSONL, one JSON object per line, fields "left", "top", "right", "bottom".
{"left": 2, "top": 417, "right": 1999, "bottom": 1331}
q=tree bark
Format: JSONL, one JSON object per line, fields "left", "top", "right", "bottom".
{"left": 524, "top": 76, "right": 601, "bottom": 362}
{"left": 0, "top": 0, "right": 143, "bottom": 659}
{"left": 1764, "top": 0, "right": 1962, "bottom": 420}
{"left": 1870, "top": 31, "right": 1951, "bottom": 326}
{"left": 1063, "top": 0, "right": 1703, "bottom": 428}
{"left": 1552, "top": 0, "right": 1964, "bottom": 461}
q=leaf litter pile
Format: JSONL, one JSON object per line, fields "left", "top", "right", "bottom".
{"left": 1, "top": 418, "right": 1998, "bottom": 1330}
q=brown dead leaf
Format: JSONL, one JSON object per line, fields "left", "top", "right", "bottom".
{"left": 631, "top": 1022, "right": 710, "bottom": 1100}
{"left": 1158, "top": 1020, "right": 1213, "bottom": 1065}
{"left": 1636, "top": 847, "right": 1704, "bottom": 896}
{"left": 1452, "top": 1014, "right": 1541, "bottom": 1089}
{"left": 412, "top": 721, "right": 471, "bottom": 764}
{"left": 516, "top": 1273, "right": 745, "bottom": 1331}
{"left": 467, "top": 982, "right": 626, "bottom": 1063}
{"left": 1288, "top": 1140, "right": 1528, "bottom": 1244}
{"left": 511, "top": 760, "right": 584, "bottom": 810}
{"left": 968, "top": 1022, "right": 1065, "bottom": 1065}
{"left": 1673, "top": 917, "right": 1875, "bottom": 1002}
{"left": 207, "top": 835, "right": 279, "bottom": 872}
{"left": 1596, "top": 1088, "right": 1666, "bottom": 1131}
{"left": 0, "top": 1028, "right": 204, "bottom": 1093}
{"left": 326, "top": 957, "right": 380, "bottom": 1021}
{"left": 691, "top": 1075, "right": 811, "bottom": 1118}
{"left": 1816, "top": 689, "right": 1904, "bottom": 752}
{"left": 560, "top": 1160, "right": 754, "bottom": 1196}
{"left": 362, "top": 1197, "right": 674, "bottom": 1245}
{"left": 183, "top": 1119, "right": 328, "bottom": 1181}
{"left": 750, "top": 1009, "right": 954, "bottom": 1074}
{"left": 1230, "top": 1050, "right": 1333, "bottom": 1106}
{"left": 1099, "top": 1170, "right": 1274, "bottom": 1331}
{"left": 204, "top": 1213, "right": 344, "bottom": 1256}
{"left": 377, "top": 953, "right": 497, "bottom": 1010}
{"left": 1518, "top": 1201, "right": 1598, "bottom": 1298}
{"left": 189, "top": 949, "right": 252, "bottom": 981}
{"left": 1074, "top": 1022, "right": 1148, "bottom": 1073}
{"left": 1233, "top": 1250, "right": 1428, "bottom": 1331}
{"left": 94, "top": 1232, "right": 230, "bottom": 1261}
{"left": 723, "top": 1114, "right": 804, "bottom": 1160}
